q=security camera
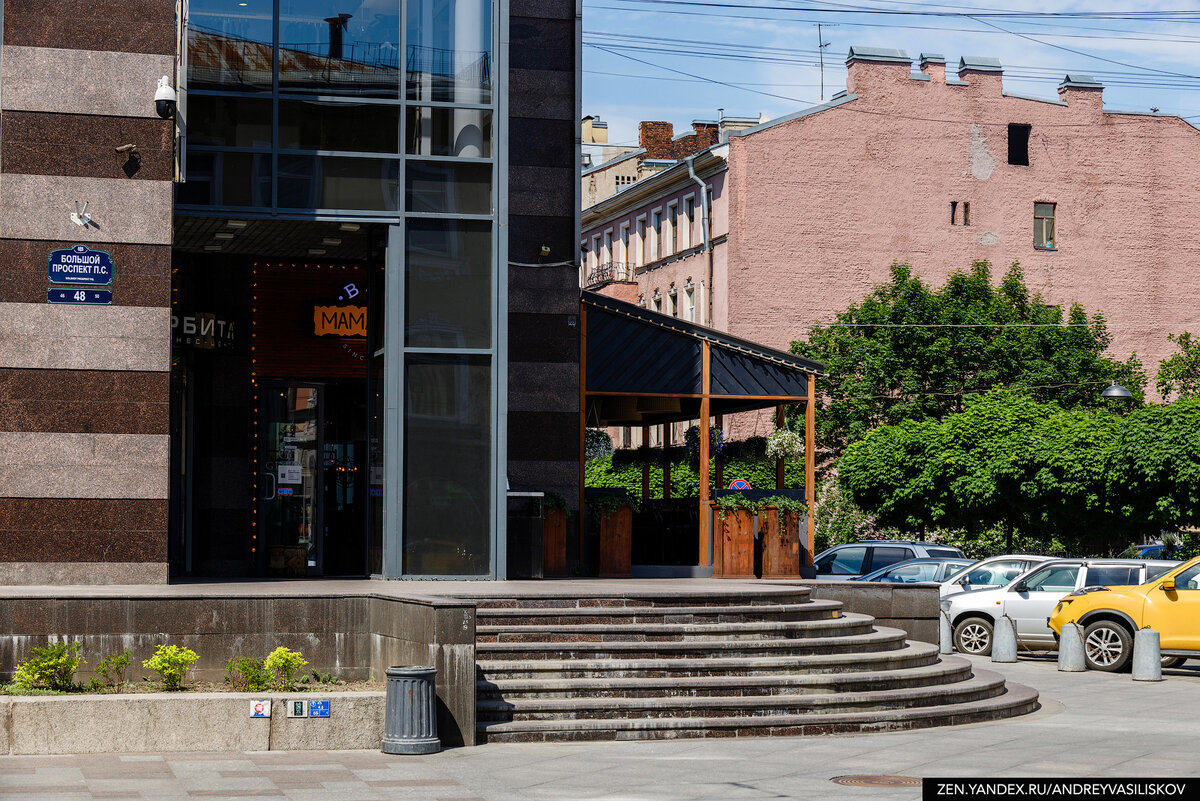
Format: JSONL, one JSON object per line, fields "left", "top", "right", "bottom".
{"left": 154, "top": 75, "right": 177, "bottom": 119}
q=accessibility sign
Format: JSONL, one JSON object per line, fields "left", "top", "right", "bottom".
{"left": 48, "top": 245, "right": 113, "bottom": 286}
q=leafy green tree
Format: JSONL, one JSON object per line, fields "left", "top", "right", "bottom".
{"left": 791, "top": 260, "right": 1146, "bottom": 450}
{"left": 1108, "top": 398, "right": 1200, "bottom": 532}
{"left": 1156, "top": 332, "right": 1200, "bottom": 401}
{"left": 840, "top": 392, "right": 1127, "bottom": 553}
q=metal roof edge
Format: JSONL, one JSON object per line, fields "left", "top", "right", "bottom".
{"left": 581, "top": 290, "right": 828, "bottom": 375}
{"left": 1104, "top": 108, "right": 1200, "bottom": 131}
{"left": 727, "top": 94, "right": 859, "bottom": 139}
{"left": 1001, "top": 91, "right": 1067, "bottom": 108}
{"left": 581, "top": 147, "right": 646, "bottom": 177}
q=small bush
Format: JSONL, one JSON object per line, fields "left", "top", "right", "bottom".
{"left": 224, "top": 657, "right": 271, "bottom": 692}
{"left": 13, "top": 642, "right": 83, "bottom": 691}
{"left": 95, "top": 650, "right": 131, "bottom": 692}
{"left": 142, "top": 644, "right": 199, "bottom": 691}
{"left": 264, "top": 647, "right": 308, "bottom": 691}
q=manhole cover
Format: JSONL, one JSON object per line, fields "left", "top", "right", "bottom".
{"left": 831, "top": 775, "right": 922, "bottom": 788}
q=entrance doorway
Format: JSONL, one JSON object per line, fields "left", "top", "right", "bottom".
{"left": 259, "top": 382, "right": 367, "bottom": 577}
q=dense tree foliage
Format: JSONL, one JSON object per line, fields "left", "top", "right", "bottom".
{"left": 790, "top": 261, "right": 1146, "bottom": 450}
{"left": 1155, "top": 332, "right": 1200, "bottom": 401}
{"left": 1108, "top": 399, "right": 1200, "bottom": 530}
{"left": 840, "top": 392, "right": 1135, "bottom": 554}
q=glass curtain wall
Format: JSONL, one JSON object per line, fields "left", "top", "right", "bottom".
{"left": 182, "top": 0, "right": 501, "bottom": 577}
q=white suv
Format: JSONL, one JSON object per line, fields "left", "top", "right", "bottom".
{"left": 941, "top": 558, "right": 1179, "bottom": 655}
{"left": 939, "top": 554, "right": 1055, "bottom": 597}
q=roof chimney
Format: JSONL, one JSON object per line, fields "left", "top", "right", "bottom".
{"left": 845, "top": 46, "right": 912, "bottom": 96}
{"left": 1058, "top": 74, "right": 1103, "bottom": 113}
{"left": 957, "top": 56, "right": 1002, "bottom": 93}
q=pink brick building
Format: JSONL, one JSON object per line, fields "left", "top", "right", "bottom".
{"left": 582, "top": 47, "right": 1200, "bottom": 431}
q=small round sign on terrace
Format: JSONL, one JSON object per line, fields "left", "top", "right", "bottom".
{"left": 728, "top": 479, "right": 751, "bottom": 490}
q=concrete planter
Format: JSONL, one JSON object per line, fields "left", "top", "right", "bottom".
{"left": 0, "top": 691, "right": 385, "bottom": 755}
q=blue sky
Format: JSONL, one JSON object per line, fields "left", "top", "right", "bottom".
{"left": 582, "top": 1, "right": 1200, "bottom": 147}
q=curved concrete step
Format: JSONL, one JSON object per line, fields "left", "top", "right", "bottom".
{"left": 476, "top": 639, "right": 942, "bottom": 680}
{"left": 476, "top": 613, "right": 877, "bottom": 644}
{"left": 477, "top": 671, "right": 1003, "bottom": 722}
{"left": 477, "top": 656, "right": 975, "bottom": 700}
{"left": 474, "top": 600, "right": 843, "bottom": 627}
{"left": 476, "top": 676, "right": 1040, "bottom": 743}
{"left": 476, "top": 626, "right": 907, "bottom": 661}
{"left": 471, "top": 588, "right": 811, "bottom": 610}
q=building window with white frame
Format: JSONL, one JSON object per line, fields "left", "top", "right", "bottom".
{"left": 635, "top": 215, "right": 647, "bottom": 266}
{"left": 603, "top": 229, "right": 613, "bottom": 269}
{"left": 651, "top": 208, "right": 662, "bottom": 262}
{"left": 652, "top": 290, "right": 662, "bottom": 313}
{"left": 684, "top": 281, "right": 695, "bottom": 321}
{"left": 683, "top": 195, "right": 695, "bottom": 248}
{"left": 668, "top": 284, "right": 677, "bottom": 317}
{"left": 667, "top": 201, "right": 678, "bottom": 256}
{"left": 619, "top": 222, "right": 629, "bottom": 265}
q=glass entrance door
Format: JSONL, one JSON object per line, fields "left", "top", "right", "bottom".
{"left": 261, "top": 384, "right": 323, "bottom": 576}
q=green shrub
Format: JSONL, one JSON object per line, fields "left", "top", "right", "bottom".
{"left": 13, "top": 642, "right": 83, "bottom": 691}
{"left": 142, "top": 644, "right": 199, "bottom": 691}
{"left": 264, "top": 647, "right": 308, "bottom": 691}
{"left": 94, "top": 649, "right": 131, "bottom": 692}
{"left": 224, "top": 657, "right": 271, "bottom": 692}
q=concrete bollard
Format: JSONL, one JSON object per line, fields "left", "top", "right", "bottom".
{"left": 1133, "top": 628, "right": 1164, "bottom": 682}
{"left": 939, "top": 611, "right": 954, "bottom": 655}
{"left": 991, "top": 616, "right": 1018, "bottom": 663}
{"left": 1057, "top": 623, "right": 1086, "bottom": 672}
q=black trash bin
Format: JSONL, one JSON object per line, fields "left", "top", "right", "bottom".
{"left": 381, "top": 666, "right": 440, "bottom": 755}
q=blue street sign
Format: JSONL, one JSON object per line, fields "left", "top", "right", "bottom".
{"left": 48, "top": 245, "right": 114, "bottom": 286}
{"left": 48, "top": 288, "right": 112, "bottom": 305}
{"left": 308, "top": 700, "right": 330, "bottom": 718}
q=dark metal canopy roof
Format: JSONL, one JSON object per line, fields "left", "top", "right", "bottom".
{"left": 582, "top": 291, "right": 827, "bottom": 426}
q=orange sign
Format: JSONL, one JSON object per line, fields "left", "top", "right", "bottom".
{"left": 313, "top": 305, "right": 366, "bottom": 337}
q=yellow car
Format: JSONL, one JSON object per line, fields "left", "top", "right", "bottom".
{"left": 1048, "top": 555, "right": 1200, "bottom": 671}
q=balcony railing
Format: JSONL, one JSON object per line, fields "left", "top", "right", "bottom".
{"left": 582, "top": 261, "right": 633, "bottom": 288}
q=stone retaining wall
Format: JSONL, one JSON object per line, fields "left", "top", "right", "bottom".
{"left": 796, "top": 581, "right": 940, "bottom": 644}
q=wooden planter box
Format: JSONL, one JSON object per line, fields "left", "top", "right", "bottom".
{"left": 715, "top": 506, "right": 755, "bottom": 579}
{"left": 760, "top": 507, "right": 802, "bottom": 579}
{"left": 542, "top": 508, "right": 568, "bottom": 578}
{"left": 598, "top": 505, "right": 632, "bottom": 578}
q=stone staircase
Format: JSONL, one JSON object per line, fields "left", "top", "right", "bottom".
{"left": 473, "top": 587, "right": 1037, "bottom": 743}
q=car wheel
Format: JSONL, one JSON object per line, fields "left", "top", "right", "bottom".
{"left": 1083, "top": 620, "right": 1133, "bottom": 672}
{"left": 954, "top": 617, "right": 994, "bottom": 656}
{"left": 1161, "top": 656, "right": 1185, "bottom": 669}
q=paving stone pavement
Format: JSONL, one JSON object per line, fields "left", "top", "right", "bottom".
{"left": 5, "top": 654, "right": 1200, "bottom": 801}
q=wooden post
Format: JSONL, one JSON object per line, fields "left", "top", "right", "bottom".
{"left": 714, "top": 414, "right": 724, "bottom": 490}
{"left": 699, "top": 341, "right": 711, "bottom": 568}
{"left": 640, "top": 424, "right": 650, "bottom": 503}
{"left": 662, "top": 426, "right": 672, "bottom": 499}
{"left": 805, "top": 374, "right": 816, "bottom": 567}
{"left": 775, "top": 404, "right": 785, "bottom": 490}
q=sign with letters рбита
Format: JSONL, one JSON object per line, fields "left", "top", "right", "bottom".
{"left": 47, "top": 245, "right": 114, "bottom": 286}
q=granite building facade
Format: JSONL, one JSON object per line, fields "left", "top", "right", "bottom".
{"left": 0, "top": 0, "right": 580, "bottom": 582}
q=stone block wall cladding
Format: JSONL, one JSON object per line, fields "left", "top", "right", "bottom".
{"left": 0, "top": 0, "right": 176, "bottom": 584}
{"left": 725, "top": 52, "right": 1200, "bottom": 380}
{"left": 507, "top": 0, "right": 583, "bottom": 563}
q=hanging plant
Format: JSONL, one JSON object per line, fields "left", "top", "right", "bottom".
{"left": 765, "top": 428, "right": 804, "bottom": 461}
{"left": 684, "top": 425, "right": 726, "bottom": 465}
{"left": 585, "top": 428, "right": 614, "bottom": 461}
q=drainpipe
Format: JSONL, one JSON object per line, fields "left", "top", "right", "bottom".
{"left": 685, "top": 154, "right": 712, "bottom": 326}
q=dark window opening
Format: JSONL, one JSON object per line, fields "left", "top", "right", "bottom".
{"left": 963, "top": 202, "right": 970, "bottom": 226}
{"left": 950, "top": 201, "right": 958, "bottom": 225}
{"left": 1009, "top": 123, "right": 1031, "bottom": 165}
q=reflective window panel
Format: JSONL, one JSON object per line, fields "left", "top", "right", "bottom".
{"left": 405, "top": 160, "right": 491, "bottom": 215}
{"left": 405, "top": 106, "right": 492, "bottom": 157}
{"left": 188, "top": 95, "right": 273, "bottom": 148}
{"left": 279, "top": 0, "right": 401, "bottom": 97}
{"left": 188, "top": 0, "right": 273, "bottom": 91}
{"left": 175, "top": 151, "right": 272, "bottom": 207}
{"left": 405, "top": 0, "right": 493, "bottom": 103}
{"left": 403, "top": 354, "right": 491, "bottom": 576}
{"left": 404, "top": 218, "right": 491, "bottom": 348}
{"left": 278, "top": 155, "right": 400, "bottom": 210}
{"left": 279, "top": 100, "right": 401, "bottom": 153}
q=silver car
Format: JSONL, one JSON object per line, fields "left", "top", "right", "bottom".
{"left": 939, "top": 554, "right": 1055, "bottom": 597}
{"left": 941, "top": 558, "right": 1180, "bottom": 656}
